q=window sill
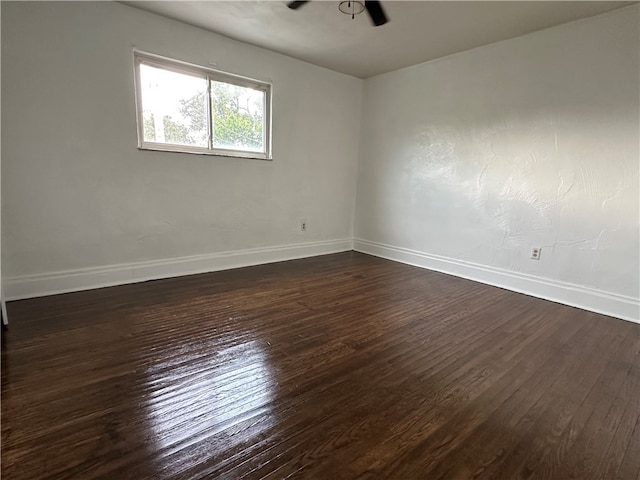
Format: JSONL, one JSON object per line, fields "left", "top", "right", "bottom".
{"left": 138, "top": 143, "right": 273, "bottom": 161}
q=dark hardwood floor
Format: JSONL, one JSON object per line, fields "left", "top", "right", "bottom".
{"left": 2, "top": 252, "right": 639, "bottom": 479}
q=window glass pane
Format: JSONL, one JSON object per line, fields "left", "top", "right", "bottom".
{"left": 140, "top": 64, "right": 208, "bottom": 148}
{"left": 210, "top": 81, "right": 264, "bottom": 152}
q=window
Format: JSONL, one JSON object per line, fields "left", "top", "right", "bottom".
{"left": 134, "top": 52, "right": 272, "bottom": 160}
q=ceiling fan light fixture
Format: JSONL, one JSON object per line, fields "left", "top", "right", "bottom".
{"left": 338, "top": 0, "right": 365, "bottom": 19}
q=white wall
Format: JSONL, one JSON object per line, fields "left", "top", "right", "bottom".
{"left": 1, "top": 1, "right": 361, "bottom": 294}
{"left": 0, "top": 1, "right": 6, "bottom": 324}
{"left": 355, "top": 6, "right": 639, "bottom": 320}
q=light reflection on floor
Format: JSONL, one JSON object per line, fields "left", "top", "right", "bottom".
{"left": 142, "top": 336, "right": 276, "bottom": 472}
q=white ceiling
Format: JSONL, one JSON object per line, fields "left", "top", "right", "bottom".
{"left": 124, "top": 1, "right": 636, "bottom": 78}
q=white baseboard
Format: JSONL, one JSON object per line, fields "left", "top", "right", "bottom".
{"left": 6, "top": 237, "right": 639, "bottom": 325}
{"left": 4, "top": 238, "right": 353, "bottom": 301}
{"left": 1, "top": 296, "right": 7, "bottom": 325}
{"left": 354, "top": 238, "right": 640, "bottom": 324}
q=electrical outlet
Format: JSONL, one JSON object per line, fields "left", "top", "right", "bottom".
{"left": 531, "top": 247, "right": 541, "bottom": 260}
{"left": 300, "top": 218, "right": 307, "bottom": 232}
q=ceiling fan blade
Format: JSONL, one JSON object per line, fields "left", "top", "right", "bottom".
{"left": 364, "top": 0, "right": 388, "bottom": 26}
{"left": 287, "top": 1, "right": 309, "bottom": 9}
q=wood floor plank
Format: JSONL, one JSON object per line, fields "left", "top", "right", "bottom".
{"left": 590, "top": 352, "right": 640, "bottom": 479}
{"left": 426, "top": 311, "right": 627, "bottom": 480}
{"left": 2, "top": 252, "right": 639, "bottom": 479}
{"left": 473, "top": 315, "right": 633, "bottom": 480}
{"left": 407, "top": 314, "right": 591, "bottom": 479}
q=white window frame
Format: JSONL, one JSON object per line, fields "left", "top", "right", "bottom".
{"left": 134, "top": 51, "right": 272, "bottom": 160}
